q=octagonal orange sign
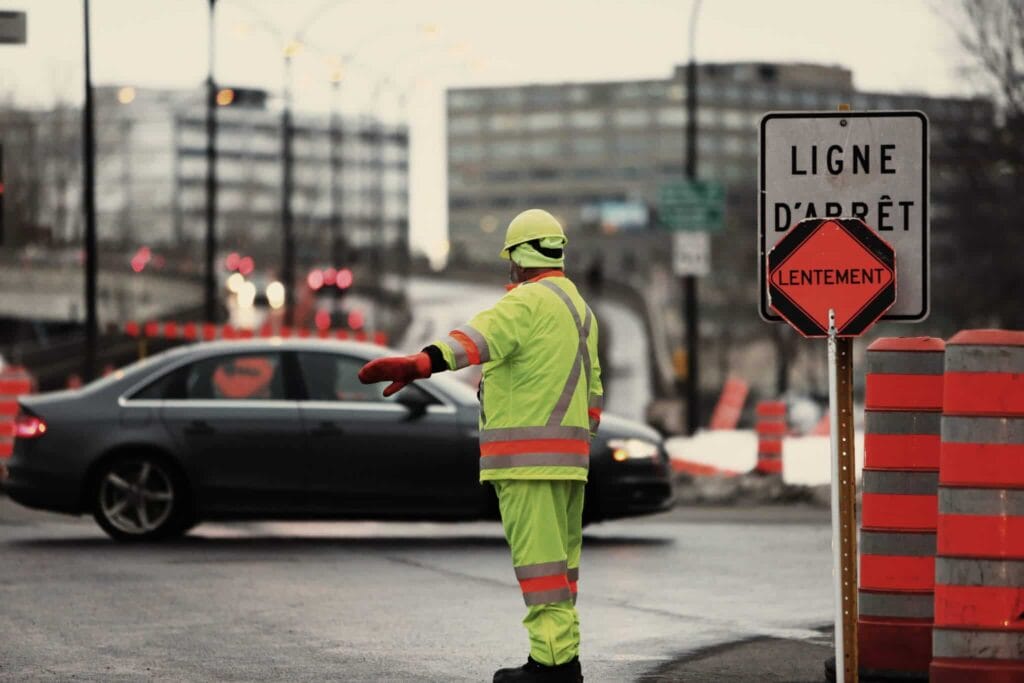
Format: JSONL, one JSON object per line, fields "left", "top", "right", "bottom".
{"left": 768, "top": 218, "right": 896, "bottom": 337}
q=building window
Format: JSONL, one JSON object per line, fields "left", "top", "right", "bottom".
{"left": 616, "top": 136, "right": 652, "bottom": 155}
{"left": 615, "top": 83, "right": 645, "bottom": 101}
{"left": 697, "top": 136, "right": 720, "bottom": 154}
{"left": 528, "top": 88, "right": 562, "bottom": 106}
{"left": 570, "top": 110, "right": 604, "bottom": 129}
{"left": 568, "top": 87, "right": 590, "bottom": 104}
{"left": 485, "top": 169, "right": 521, "bottom": 182}
{"left": 491, "top": 141, "right": 522, "bottom": 160}
{"left": 526, "top": 112, "right": 564, "bottom": 130}
{"left": 529, "top": 167, "right": 560, "bottom": 180}
{"left": 449, "top": 144, "right": 482, "bottom": 161}
{"left": 646, "top": 82, "right": 668, "bottom": 99}
{"left": 657, "top": 107, "right": 686, "bottom": 126}
{"left": 697, "top": 107, "right": 718, "bottom": 127}
{"left": 449, "top": 116, "right": 482, "bottom": 134}
{"left": 721, "top": 135, "right": 745, "bottom": 156}
{"left": 721, "top": 85, "right": 744, "bottom": 104}
{"left": 658, "top": 131, "right": 685, "bottom": 158}
{"left": 491, "top": 196, "right": 517, "bottom": 208}
{"left": 491, "top": 90, "right": 524, "bottom": 107}
{"left": 573, "top": 167, "right": 606, "bottom": 180}
{"left": 528, "top": 139, "right": 561, "bottom": 158}
{"left": 449, "top": 92, "right": 483, "bottom": 110}
{"left": 667, "top": 84, "right": 686, "bottom": 102}
{"left": 487, "top": 113, "right": 521, "bottom": 132}
{"left": 614, "top": 108, "right": 651, "bottom": 127}
{"left": 721, "top": 110, "right": 747, "bottom": 130}
{"left": 571, "top": 137, "right": 606, "bottom": 156}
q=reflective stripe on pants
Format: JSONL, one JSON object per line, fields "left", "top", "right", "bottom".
{"left": 494, "top": 479, "right": 585, "bottom": 667}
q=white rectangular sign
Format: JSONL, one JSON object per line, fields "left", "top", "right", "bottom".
{"left": 759, "top": 111, "right": 929, "bottom": 321}
{"left": 673, "top": 231, "right": 710, "bottom": 277}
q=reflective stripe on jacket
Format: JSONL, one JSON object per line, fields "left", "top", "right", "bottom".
{"left": 432, "top": 272, "right": 603, "bottom": 482}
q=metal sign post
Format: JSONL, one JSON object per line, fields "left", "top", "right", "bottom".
{"left": 827, "top": 309, "right": 859, "bottom": 683}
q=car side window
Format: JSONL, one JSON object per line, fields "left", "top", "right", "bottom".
{"left": 183, "top": 353, "right": 286, "bottom": 400}
{"left": 131, "top": 366, "right": 187, "bottom": 400}
{"left": 298, "top": 352, "right": 386, "bottom": 402}
{"left": 297, "top": 352, "right": 435, "bottom": 404}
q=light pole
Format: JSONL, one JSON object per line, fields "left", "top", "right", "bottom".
{"left": 281, "top": 40, "right": 299, "bottom": 325}
{"left": 204, "top": 0, "right": 218, "bottom": 323}
{"left": 81, "top": 0, "right": 98, "bottom": 381}
{"left": 683, "top": 0, "right": 701, "bottom": 435}
{"left": 328, "top": 64, "right": 344, "bottom": 268}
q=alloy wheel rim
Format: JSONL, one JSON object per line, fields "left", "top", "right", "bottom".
{"left": 99, "top": 460, "right": 174, "bottom": 535}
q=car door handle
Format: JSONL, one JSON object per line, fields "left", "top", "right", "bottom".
{"left": 184, "top": 420, "right": 216, "bottom": 435}
{"left": 311, "top": 421, "right": 344, "bottom": 437}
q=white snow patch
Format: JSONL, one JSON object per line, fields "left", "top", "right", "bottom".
{"left": 666, "top": 430, "right": 866, "bottom": 486}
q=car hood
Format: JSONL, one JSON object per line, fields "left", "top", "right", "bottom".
{"left": 596, "top": 413, "right": 662, "bottom": 443}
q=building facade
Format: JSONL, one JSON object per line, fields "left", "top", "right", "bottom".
{"left": 445, "top": 62, "right": 993, "bottom": 269}
{"left": 37, "top": 85, "right": 409, "bottom": 264}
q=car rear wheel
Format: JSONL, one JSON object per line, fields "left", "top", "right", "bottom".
{"left": 91, "top": 456, "right": 191, "bottom": 542}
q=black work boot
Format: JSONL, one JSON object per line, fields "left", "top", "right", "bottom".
{"left": 493, "top": 656, "right": 583, "bottom": 683}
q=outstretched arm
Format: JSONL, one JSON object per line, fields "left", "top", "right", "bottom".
{"left": 358, "top": 290, "right": 528, "bottom": 394}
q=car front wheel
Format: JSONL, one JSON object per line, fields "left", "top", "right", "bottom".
{"left": 91, "top": 456, "right": 190, "bottom": 542}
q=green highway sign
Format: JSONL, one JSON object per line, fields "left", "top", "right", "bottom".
{"left": 658, "top": 180, "right": 725, "bottom": 232}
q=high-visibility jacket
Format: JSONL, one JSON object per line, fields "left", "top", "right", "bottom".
{"left": 432, "top": 271, "right": 603, "bottom": 482}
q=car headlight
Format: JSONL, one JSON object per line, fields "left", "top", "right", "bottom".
{"left": 608, "top": 438, "right": 660, "bottom": 462}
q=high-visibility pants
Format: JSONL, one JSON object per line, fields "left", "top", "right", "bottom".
{"left": 492, "top": 479, "right": 585, "bottom": 666}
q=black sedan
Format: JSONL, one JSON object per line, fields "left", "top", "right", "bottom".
{"left": 3, "top": 340, "right": 674, "bottom": 541}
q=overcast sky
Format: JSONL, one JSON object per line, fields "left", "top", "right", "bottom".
{"left": 0, "top": 0, "right": 977, "bottom": 260}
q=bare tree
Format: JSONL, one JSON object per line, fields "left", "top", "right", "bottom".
{"left": 930, "top": 1, "right": 1024, "bottom": 329}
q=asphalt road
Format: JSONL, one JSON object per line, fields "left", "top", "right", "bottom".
{"left": 0, "top": 497, "right": 834, "bottom": 682}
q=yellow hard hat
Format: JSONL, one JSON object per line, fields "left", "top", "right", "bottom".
{"left": 499, "top": 209, "right": 568, "bottom": 260}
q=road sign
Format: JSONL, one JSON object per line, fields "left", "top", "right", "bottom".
{"left": 672, "top": 231, "right": 710, "bottom": 277}
{"left": 768, "top": 217, "right": 895, "bottom": 338}
{"left": 759, "top": 111, "right": 927, "bottom": 322}
{"left": 0, "top": 11, "right": 26, "bottom": 44}
{"left": 659, "top": 180, "right": 724, "bottom": 232}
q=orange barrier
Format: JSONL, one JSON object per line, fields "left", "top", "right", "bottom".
{"left": 709, "top": 377, "right": 749, "bottom": 430}
{"left": 858, "top": 337, "right": 945, "bottom": 680}
{"left": 754, "top": 401, "right": 786, "bottom": 475}
{"left": 0, "top": 365, "right": 35, "bottom": 460}
{"left": 122, "top": 320, "right": 389, "bottom": 347}
{"left": 932, "top": 330, "right": 1024, "bottom": 683}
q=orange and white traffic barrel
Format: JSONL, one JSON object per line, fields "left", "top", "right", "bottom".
{"left": 858, "top": 337, "right": 945, "bottom": 680}
{"left": 932, "top": 329, "right": 1024, "bottom": 683}
{"left": 754, "top": 400, "right": 786, "bottom": 475}
{"left": 0, "top": 365, "right": 35, "bottom": 460}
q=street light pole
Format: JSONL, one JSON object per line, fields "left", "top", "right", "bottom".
{"left": 81, "top": 0, "right": 98, "bottom": 381}
{"left": 683, "top": 0, "right": 701, "bottom": 435}
{"left": 204, "top": 0, "right": 218, "bottom": 323}
{"left": 281, "top": 49, "right": 296, "bottom": 325}
{"left": 329, "top": 75, "right": 344, "bottom": 267}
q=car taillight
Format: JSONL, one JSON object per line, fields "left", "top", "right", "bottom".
{"left": 14, "top": 412, "right": 47, "bottom": 439}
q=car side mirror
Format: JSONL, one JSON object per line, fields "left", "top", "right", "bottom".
{"left": 395, "top": 387, "right": 430, "bottom": 419}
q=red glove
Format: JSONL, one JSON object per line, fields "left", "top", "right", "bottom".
{"left": 358, "top": 352, "right": 432, "bottom": 397}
